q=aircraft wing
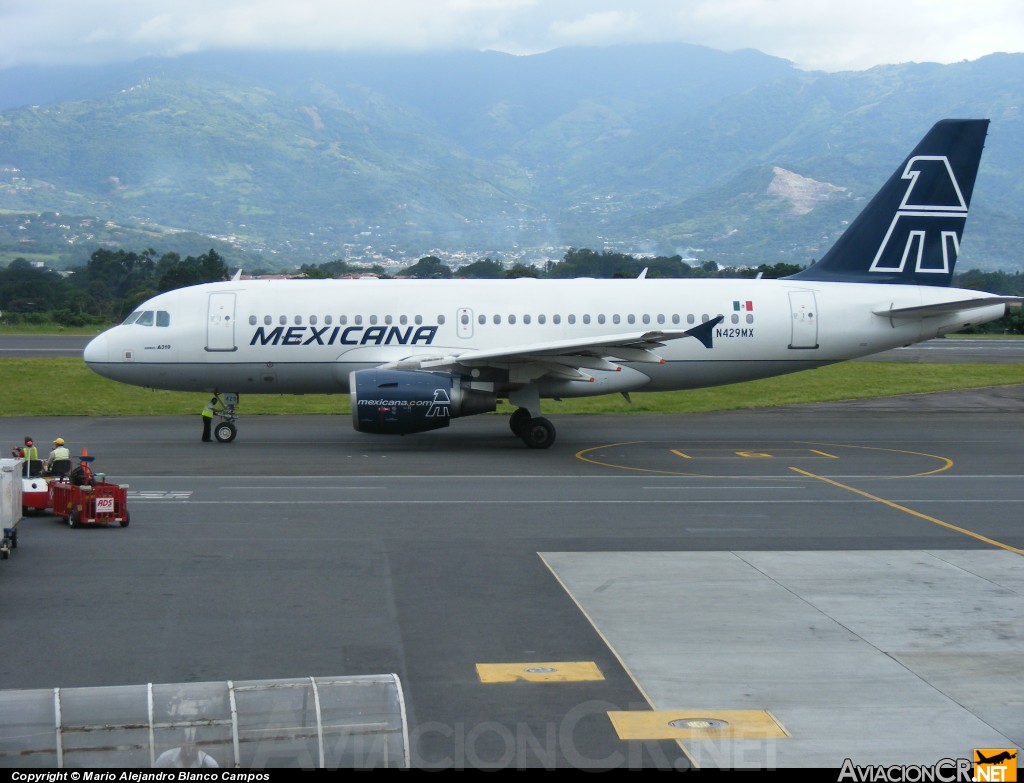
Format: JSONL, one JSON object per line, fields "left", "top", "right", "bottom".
{"left": 381, "top": 315, "right": 724, "bottom": 381}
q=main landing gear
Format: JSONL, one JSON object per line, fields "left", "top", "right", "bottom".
{"left": 509, "top": 407, "right": 556, "bottom": 449}
{"left": 507, "top": 385, "right": 555, "bottom": 449}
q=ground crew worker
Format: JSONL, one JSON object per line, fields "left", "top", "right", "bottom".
{"left": 69, "top": 454, "right": 95, "bottom": 486}
{"left": 201, "top": 398, "right": 219, "bottom": 442}
{"left": 12, "top": 436, "right": 37, "bottom": 461}
{"left": 45, "top": 437, "right": 70, "bottom": 474}
{"left": 13, "top": 437, "right": 39, "bottom": 475}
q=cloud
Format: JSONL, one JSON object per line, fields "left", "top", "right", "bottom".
{"left": 1, "top": 0, "right": 1021, "bottom": 71}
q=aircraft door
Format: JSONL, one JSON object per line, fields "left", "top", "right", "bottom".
{"left": 788, "top": 291, "right": 819, "bottom": 349}
{"left": 207, "top": 293, "right": 237, "bottom": 352}
{"left": 457, "top": 307, "right": 474, "bottom": 339}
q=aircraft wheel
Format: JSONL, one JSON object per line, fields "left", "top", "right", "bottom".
{"left": 214, "top": 422, "right": 237, "bottom": 443}
{"left": 509, "top": 407, "right": 531, "bottom": 437}
{"left": 521, "top": 417, "right": 556, "bottom": 449}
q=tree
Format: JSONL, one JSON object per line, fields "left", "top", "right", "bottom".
{"left": 399, "top": 256, "right": 452, "bottom": 279}
{"left": 0, "top": 261, "right": 79, "bottom": 315}
{"left": 155, "top": 249, "right": 229, "bottom": 292}
{"left": 506, "top": 263, "right": 540, "bottom": 279}
{"left": 735, "top": 262, "right": 805, "bottom": 279}
{"left": 455, "top": 258, "right": 505, "bottom": 279}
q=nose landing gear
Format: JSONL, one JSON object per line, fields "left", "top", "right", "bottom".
{"left": 212, "top": 393, "right": 239, "bottom": 443}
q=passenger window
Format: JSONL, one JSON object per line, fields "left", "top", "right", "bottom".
{"left": 612, "top": 314, "right": 620, "bottom": 325}
{"left": 642, "top": 314, "right": 651, "bottom": 325}
{"left": 385, "top": 315, "right": 393, "bottom": 325}
{"left": 339, "top": 315, "right": 348, "bottom": 325}
{"left": 310, "top": 315, "right": 318, "bottom": 325}
{"left": 493, "top": 315, "right": 502, "bottom": 324}
{"left": 509, "top": 315, "right": 517, "bottom": 325}
{"left": 295, "top": 315, "right": 302, "bottom": 325}
{"left": 657, "top": 314, "right": 665, "bottom": 325}
{"left": 279, "top": 315, "right": 287, "bottom": 325}
{"left": 538, "top": 314, "right": 546, "bottom": 325}
{"left": 369, "top": 315, "right": 378, "bottom": 325}
{"left": 355, "top": 315, "right": 363, "bottom": 326}
{"left": 687, "top": 314, "right": 695, "bottom": 325}
{"left": 249, "top": 316, "right": 257, "bottom": 326}
{"left": 438, "top": 315, "right": 446, "bottom": 325}
{"left": 325, "top": 315, "right": 332, "bottom": 325}
{"left": 553, "top": 314, "right": 561, "bottom": 325}
{"left": 523, "top": 314, "right": 531, "bottom": 325}
{"left": 583, "top": 314, "right": 591, "bottom": 324}
{"left": 597, "top": 314, "right": 605, "bottom": 325}
{"left": 478, "top": 314, "right": 486, "bottom": 325}
{"left": 414, "top": 315, "right": 423, "bottom": 325}
{"left": 399, "top": 315, "right": 408, "bottom": 325}
{"left": 264, "top": 315, "right": 272, "bottom": 325}
{"left": 568, "top": 315, "right": 576, "bottom": 325}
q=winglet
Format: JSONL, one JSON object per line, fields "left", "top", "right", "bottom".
{"left": 685, "top": 315, "right": 724, "bottom": 349}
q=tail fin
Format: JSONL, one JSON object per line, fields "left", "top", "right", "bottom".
{"left": 787, "top": 119, "right": 989, "bottom": 286}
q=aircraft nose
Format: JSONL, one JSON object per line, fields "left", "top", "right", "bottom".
{"left": 83, "top": 332, "right": 108, "bottom": 365}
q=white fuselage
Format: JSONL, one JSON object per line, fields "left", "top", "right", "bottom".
{"left": 82, "top": 276, "right": 1007, "bottom": 398}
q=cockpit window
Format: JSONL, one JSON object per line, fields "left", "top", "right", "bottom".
{"left": 156, "top": 310, "right": 170, "bottom": 327}
{"left": 136, "top": 311, "right": 154, "bottom": 326}
{"left": 122, "top": 311, "right": 142, "bottom": 325}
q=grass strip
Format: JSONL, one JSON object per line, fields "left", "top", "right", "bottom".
{"left": 3, "top": 358, "right": 1022, "bottom": 418}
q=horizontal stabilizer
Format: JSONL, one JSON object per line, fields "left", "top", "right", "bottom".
{"left": 873, "top": 297, "right": 1022, "bottom": 318}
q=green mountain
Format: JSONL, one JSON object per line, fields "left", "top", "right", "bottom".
{"left": 1, "top": 45, "right": 1021, "bottom": 271}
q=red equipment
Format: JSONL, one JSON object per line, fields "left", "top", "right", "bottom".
{"left": 21, "top": 474, "right": 51, "bottom": 515}
{"left": 50, "top": 475, "right": 130, "bottom": 528}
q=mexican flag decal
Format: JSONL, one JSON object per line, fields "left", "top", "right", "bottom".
{"left": 733, "top": 300, "right": 753, "bottom": 312}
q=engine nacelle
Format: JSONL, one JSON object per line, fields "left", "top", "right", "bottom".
{"left": 350, "top": 369, "right": 496, "bottom": 435}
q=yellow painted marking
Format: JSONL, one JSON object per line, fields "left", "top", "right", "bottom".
{"left": 475, "top": 661, "right": 604, "bottom": 683}
{"left": 736, "top": 451, "right": 771, "bottom": 458}
{"left": 790, "top": 467, "right": 1024, "bottom": 555}
{"left": 808, "top": 449, "right": 838, "bottom": 458}
{"left": 608, "top": 710, "right": 789, "bottom": 741}
{"left": 803, "top": 442, "right": 954, "bottom": 477}
{"left": 576, "top": 441, "right": 954, "bottom": 479}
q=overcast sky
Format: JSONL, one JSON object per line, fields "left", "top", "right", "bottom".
{"left": 2, "top": 0, "right": 1022, "bottom": 72}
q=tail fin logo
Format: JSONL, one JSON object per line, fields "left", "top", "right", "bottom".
{"left": 869, "top": 155, "right": 969, "bottom": 276}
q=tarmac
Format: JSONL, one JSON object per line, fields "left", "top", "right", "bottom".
{"left": 1, "top": 377, "right": 1022, "bottom": 769}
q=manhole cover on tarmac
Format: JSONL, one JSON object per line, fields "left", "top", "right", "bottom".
{"left": 668, "top": 718, "right": 730, "bottom": 730}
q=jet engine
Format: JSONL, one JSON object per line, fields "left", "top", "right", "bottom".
{"left": 350, "top": 369, "right": 496, "bottom": 435}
